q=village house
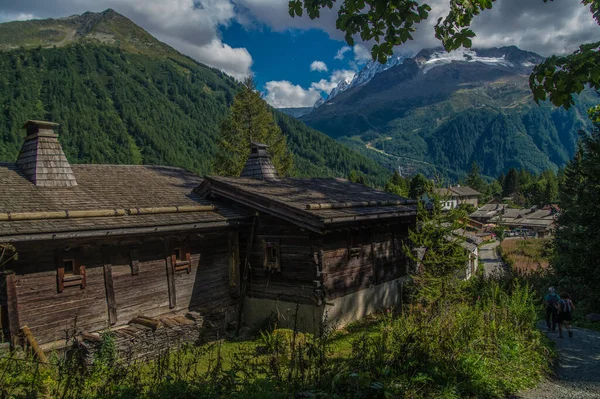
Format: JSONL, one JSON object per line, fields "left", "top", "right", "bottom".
{"left": 425, "top": 185, "right": 481, "bottom": 210}
{"left": 469, "top": 204, "right": 557, "bottom": 238}
{"left": 0, "top": 121, "right": 417, "bottom": 353}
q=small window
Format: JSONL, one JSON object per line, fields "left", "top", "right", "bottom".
{"left": 171, "top": 246, "right": 192, "bottom": 273}
{"left": 348, "top": 230, "right": 362, "bottom": 260}
{"left": 63, "top": 259, "right": 76, "bottom": 275}
{"left": 57, "top": 256, "right": 86, "bottom": 293}
{"left": 263, "top": 240, "right": 280, "bottom": 272}
{"left": 174, "top": 248, "right": 183, "bottom": 261}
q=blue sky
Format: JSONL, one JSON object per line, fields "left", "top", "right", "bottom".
{"left": 1, "top": 0, "right": 599, "bottom": 108}
{"left": 222, "top": 23, "right": 349, "bottom": 91}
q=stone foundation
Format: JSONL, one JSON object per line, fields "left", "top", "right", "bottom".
{"left": 76, "top": 309, "right": 234, "bottom": 363}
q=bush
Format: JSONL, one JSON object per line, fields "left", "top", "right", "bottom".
{"left": 0, "top": 282, "right": 551, "bottom": 399}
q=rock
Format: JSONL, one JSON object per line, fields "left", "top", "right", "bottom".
{"left": 585, "top": 313, "right": 600, "bottom": 322}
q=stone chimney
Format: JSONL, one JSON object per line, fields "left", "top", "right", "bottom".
{"left": 240, "top": 142, "right": 278, "bottom": 180}
{"left": 16, "top": 120, "right": 77, "bottom": 187}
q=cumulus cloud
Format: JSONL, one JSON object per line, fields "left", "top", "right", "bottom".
{"left": 468, "top": 0, "right": 600, "bottom": 55}
{"left": 310, "top": 69, "right": 356, "bottom": 93}
{"left": 334, "top": 46, "right": 351, "bottom": 60}
{"left": 263, "top": 80, "right": 322, "bottom": 108}
{"left": 353, "top": 44, "right": 372, "bottom": 63}
{"left": 233, "top": 0, "right": 344, "bottom": 39}
{"left": 264, "top": 68, "right": 356, "bottom": 108}
{"left": 0, "top": 0, "right": 253, "bottom": 78}
{"left": 310, "top": 60, "right": 328, "bottom": 72}
{"left": 237, "top": 0, "right": 599, "bottom": 57}
{"left": 166, "top": 37, "right": 252, "bottom": 80}
{"left": 0, "top": 12, "right": 34, "bottom": 22}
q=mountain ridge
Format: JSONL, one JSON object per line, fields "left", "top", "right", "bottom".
{"left": 300, "top": 46, "right": 595, "bottom": 179}
{"left": 0, "top": 10, "right": 392, "bottom": 185}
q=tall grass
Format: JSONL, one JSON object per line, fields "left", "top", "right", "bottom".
{"left": 0, "top": 279, "right": 551, "bottom": 399}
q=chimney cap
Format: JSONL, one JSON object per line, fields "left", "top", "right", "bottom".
{"left": 22, "top": 120, "right": 60, "bottom": 129}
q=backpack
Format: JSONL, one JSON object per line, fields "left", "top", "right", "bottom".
{"left": 547, "top": 293, "right": 559, "bottom": 308}
{"left": 561, "top": 299, "right": 572, "bottom": 313}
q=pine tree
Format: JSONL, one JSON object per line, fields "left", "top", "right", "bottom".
{"left": 215, "top": 77, "right": 293, "bottom": 177}
{"left": 554, "top": 129, "right": 600, "bottom": 309}
{"left": 503, "top": 168, "right": 519, "bottom": 197}
{"left": 404, "top": 199, "right": 469, "bottom": 306}
{"left": 466, "top": 161, "right": 485, "bottom": 193}
{"left": 409, "top": 174, "right": 433, "bottom": 200}
{"left": 385, "top": 170, "right": 409, "bottom": 197}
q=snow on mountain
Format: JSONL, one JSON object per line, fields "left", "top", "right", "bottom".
{"left": 313, "top": 96, "right": 325, "bottom": 108}
{"left": 313, "top": 54, "right": 410, "bottom": 108}
{"left": 418, "top": 48, "right": 514, "bottom": 74}
{"left": 349, "top": 54, "right": 409, "bottom": 87}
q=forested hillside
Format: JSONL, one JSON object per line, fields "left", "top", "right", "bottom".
{"left": 0, "top": 12, "right": 391, "bottom": 185}
{"left": 302, "top": 48, "right": 597, "bottom": 179}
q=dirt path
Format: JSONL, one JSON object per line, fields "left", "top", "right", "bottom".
{"left": 517, "top": 323, "right": 600, "bottom": 399}
{"left": 479, "top": 241, "right": 505, "bottom": 278}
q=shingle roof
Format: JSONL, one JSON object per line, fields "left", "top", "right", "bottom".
{"left": 434, "top": 186, "right": 480, "bottom": 198}
{"left": 239, "top": 142, "right": 278, "bottom": 180}
{"left": 449, "top": 186, "right": 480, "bottom": 196}
{"left": 197, "top": 176, "right": 417, "bottom": 232}
{"left": 0, "top": 163, "right": 249, "bottom": 240}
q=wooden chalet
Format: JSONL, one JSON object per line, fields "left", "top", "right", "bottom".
{"left": 197, "top": 143, "right": 418, "bottom": 331}
{"left": 0, "top": 121, "right": 249, "bottom": 350}
{"left": 0, "top": 122, "right": 417, "bottom": 352}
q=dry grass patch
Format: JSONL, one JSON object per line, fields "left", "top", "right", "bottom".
{"left": 500, "top": 238, "right": 552, "bottom": 274}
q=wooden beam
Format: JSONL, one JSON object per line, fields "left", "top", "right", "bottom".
{"left": 130, "top": 249, "right": 140, "bottom": 275}
{"left": 228, "top": 231, "right": 240, "bottom": 295}
{"left": 102, "top": 250, "right": 117, "bottom": 325}
{"left": 5, "top": 273, "right": 20, "bottom": 347}
{"left": 371, "top": 228, "right": 378, "bottom": 286}
{"left": 236, "top": 213, "right": 258, "bottom": 334}
{"left": 21, "top": 325, "right": 47, "bottom": 363}
{"left": 165, "top": 248, "right": 176, "bottom": 309}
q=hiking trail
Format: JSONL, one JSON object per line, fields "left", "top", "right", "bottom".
{"left": 517, "top": 323, "right": 600, "bottom": 399}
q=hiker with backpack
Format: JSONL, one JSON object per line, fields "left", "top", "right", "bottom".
{"left": 557, "top": 293, "right": 575, "bottom": 338}
{"left": 544, "top": 287, "right": 560, "bottom": 332}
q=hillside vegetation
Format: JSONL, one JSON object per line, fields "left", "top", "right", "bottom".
{"left": 0, "top": 11, "right": 391, "bottom": 185}
{"left": 302, "top": 51, "right": 596, "bottom": 179}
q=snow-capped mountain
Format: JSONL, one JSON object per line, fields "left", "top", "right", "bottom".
{"left": 414, "top": 46, "right": 544, "bottom": 74}
{"left": 313, "top": 53, "right": 411, "bottom": 108}
{"left": 350, "top": 54, "right": 410, "bottom": 87}
{"left": 312, "top": 96, "right": 325, "bottom": 108}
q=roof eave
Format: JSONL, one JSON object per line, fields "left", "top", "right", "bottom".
{"left": 204, "top": 178, "right": 327, "bottom": 233}
{"left": 0, "top": 219, "right": 247, "bottom": 243}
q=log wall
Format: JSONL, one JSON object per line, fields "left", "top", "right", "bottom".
{"left": 321, "top": 223, "right": 410, "bottom": 300}
{"left": 242, "top": 215, "right": 320, "bottom": 305}
{"left": 6, "top": 231, "right": 238, "bottom": 345}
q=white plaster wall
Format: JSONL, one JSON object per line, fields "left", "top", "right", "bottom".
{"left": 243, "top": 276, "right": 412, "bottom": 332}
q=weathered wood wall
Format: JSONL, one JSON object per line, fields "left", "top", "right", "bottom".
{"left": 242, "top": 215, "right": 320, "bottom": 305}
{"left": 6, "top": 230, "right": 238, "bottom": 345}
{"left": 321, "top": 223, "right": 410, "bottom": 300}
{"left": 242, "top": 215, "right": 413, "bottom": 305}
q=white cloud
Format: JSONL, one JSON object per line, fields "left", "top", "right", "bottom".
{"left": 0, "top": 12, "right": 34, "bottom": 22}
{"left": 235, "top": 0, "right": 600, "bottom": 57}
{"left": 264, "top": 68, "right": 357, "bottom": 107}
{"left": 0, "top": 0, "right": 252, "bottom": 79}
{"left": 310, "top": 69, "right": 356, "bottom": 93}
{"left": 353, "top": 44, "right": 372, "bottom": 63}
{"left": 310, "top": 60, "right": 328, "bottom": 72}
{"left": 166, "top": 37, "right": 253, "bottom": 80}
{"left": 264, "top": 80, "right": 322, "bottom": 108}
{"left": 233, "top": 0, "right": 344, "bottom": 39}
{"left": 334, "top": 46, "right": 351, "bottom": 60}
